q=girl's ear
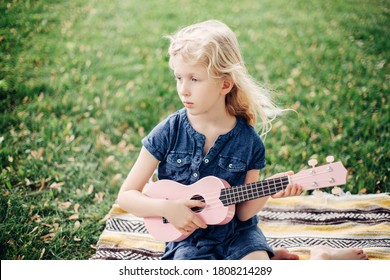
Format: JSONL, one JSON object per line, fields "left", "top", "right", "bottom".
{"left": 220, "top": 76, "right": 234, "bottom": 96}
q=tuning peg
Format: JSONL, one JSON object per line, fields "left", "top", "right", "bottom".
{"left": 308, "top": 159, "right": 318, "bottom": 168}
{"left": 326, "top": 155, "right": 335, "bottom": 163}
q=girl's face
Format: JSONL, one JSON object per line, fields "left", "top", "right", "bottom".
{"left": 172, "top": 56, "right": 228, "bottom": 117}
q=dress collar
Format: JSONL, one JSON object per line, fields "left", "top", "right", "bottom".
{"left": 180, "top": 108, "right": 245, "bottom": 141}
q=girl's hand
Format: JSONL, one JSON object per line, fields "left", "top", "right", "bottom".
{"left": 271, "top": 183, "right": 303, "bottom": 198}
{"left": 162, "top": 199, "right": 207, "bottom": 235}
{"left": 269, "top": 171, "right": 303, "bottom": 198}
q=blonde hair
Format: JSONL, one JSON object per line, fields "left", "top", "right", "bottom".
{"left": 166, "top": 20, "right": 280, "bottom": 137}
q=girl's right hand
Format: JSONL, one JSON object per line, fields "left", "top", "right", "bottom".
{"left": 162, "top": 199, "right": 208, "bottom": 235}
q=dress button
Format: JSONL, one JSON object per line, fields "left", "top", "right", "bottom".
{"left": 177, "top": 159, "right": 182, "bottom": 164}
{"left": 193, "top": 173, "right": 198, "bottom": 178}
{"left": 228, "top": 163, "right": 233, "bottom": 168}
{"left": 204, "top": 158, "right": 209, "bottom": 164}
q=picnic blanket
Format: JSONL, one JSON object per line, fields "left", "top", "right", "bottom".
{"left": 90, "top": 193, "right": 390, "bottom": 260}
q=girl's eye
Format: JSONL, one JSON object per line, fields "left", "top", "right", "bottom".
{"left": 175, "top": 76, "right": 182, "bottom": 81}
{"left": 191, "top": 78, "right": 198, "bottom": 82}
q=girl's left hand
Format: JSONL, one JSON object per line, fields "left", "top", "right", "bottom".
{"left": 269, "top": 171, "right": 303, "bottom": 198}
{"left": 271, "top": 183, "right": 302, "bottom": 198}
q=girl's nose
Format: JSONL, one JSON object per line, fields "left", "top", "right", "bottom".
{"left": 179, "top": 81, "right": 190, "bottom": 96}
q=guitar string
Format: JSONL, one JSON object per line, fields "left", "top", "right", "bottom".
{"left": 188, "top": 176, "right": 339, "bottom": 212}
{"left": 181, "top": 167, "right": 335, "bottom": 205}
{"left": 188, "top": 179, "right": 288, "bottom": 207}
{"left": 150, "top": 168, "right": 339, "bottom": 215}
{"left": 152, "top": 167, "right": 339, "bottom": 233}
{"left": 193, "top": 183, "right": 285, "bottom": 210}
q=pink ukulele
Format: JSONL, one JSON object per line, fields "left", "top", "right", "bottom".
{"left": 144, "top": 156, "right": 347, "bottom": 242}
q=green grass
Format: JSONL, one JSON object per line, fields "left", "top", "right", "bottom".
{"left": 1, "top": 0, "right": 389, "bottom": 259}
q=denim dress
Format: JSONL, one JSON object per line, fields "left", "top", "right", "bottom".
{"left": 142, "top": 108, "right": 274, "bottom": 259}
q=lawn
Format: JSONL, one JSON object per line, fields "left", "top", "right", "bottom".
{"left": 1, "top": 0, "right": 389, "bottom": 259}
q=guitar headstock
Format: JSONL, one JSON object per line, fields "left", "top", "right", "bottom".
{"left": 291, "top": 156, "right": 348, "bottom": 190}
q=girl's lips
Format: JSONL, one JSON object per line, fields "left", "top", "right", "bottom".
{"left": 183, "top": 101, "right": 193, "bottom": 108}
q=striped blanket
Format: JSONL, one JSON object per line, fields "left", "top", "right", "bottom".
{"left": 90, "top": 193, "right": 390, "bottom": 260}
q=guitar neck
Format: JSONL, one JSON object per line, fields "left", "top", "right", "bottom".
{"left": 219, "top": 176, "right": 290, "bottom": 206}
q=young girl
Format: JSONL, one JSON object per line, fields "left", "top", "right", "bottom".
{"left": 118, "top": 20, "right": 368, "bottom": 260}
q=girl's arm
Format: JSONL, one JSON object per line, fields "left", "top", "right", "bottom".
{"left": 235, "top": 170, "right": 302, "bottom": 221}
{"left": 117, "top": 146, "right": 165, "bottom": 217}
{"left": 117, "top": 146, "right": 207, "bottom": 234}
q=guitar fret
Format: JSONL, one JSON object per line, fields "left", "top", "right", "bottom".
{"left": 232, "top": 186, "right": 237, "bottom": 204}
{"left": 220, "top": 176, "right": 290, "bottom": 206}
{"left": 227, "top": 187, "right": 232, "bottom": 205}
{"left": 249, "top": 182, "right": 255, "bottom": 200}
{"left": 237, "top": 185, "right": 243, "bottom": 204}
{"left": 274, "top": 178, "right": 279, "bottom": 192}
{"left": 251, "top": 182, "right": 257, "bottom": 199}
{"left": 253, "top": 182, "right": 259, "bottom": 198}
{"left": 247, "top": 184, "right": 252, "bottom": 201}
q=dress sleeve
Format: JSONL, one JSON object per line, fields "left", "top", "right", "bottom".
{"left": 141, "top": 117, "right": 172, "bottom": 162}
{"left": 247, "top": 133, "right": 266, "bottom": 171}
{"left": 142, "top": 120, "right": 169, "bottom": 161}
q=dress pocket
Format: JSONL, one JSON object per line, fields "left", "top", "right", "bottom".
{"left": 165, "top": 152, "right": 193, "bottom": 183}
{"left": 218, "top": 156, "right": 246, "bottom": 172}
{"left": 167, "top": 152, "right": 192, "bottom": 167}
{"left": 218, "top": 156, "right": 247, "bottom": 185}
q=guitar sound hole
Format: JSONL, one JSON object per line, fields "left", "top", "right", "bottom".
{"left": 190, "top": 194, "right": 205, "bottom": 213}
